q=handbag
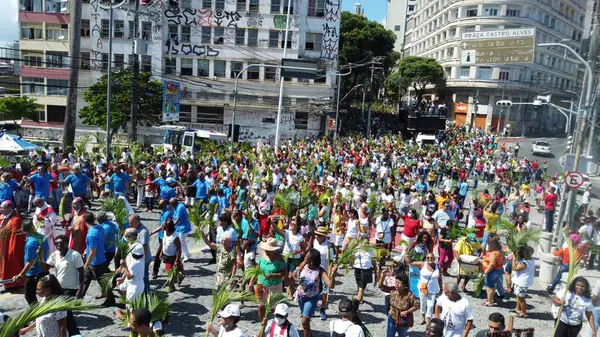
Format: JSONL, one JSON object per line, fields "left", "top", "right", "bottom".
{"left": 420, "top": 264, "right": 436, "bottom": 295}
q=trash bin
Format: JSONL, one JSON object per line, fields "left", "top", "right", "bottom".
{"left": 539, "top": 253, "right": 558, "bottom": 284}
{"left": 539, "top": 232, "right": 553, "bottom": 253}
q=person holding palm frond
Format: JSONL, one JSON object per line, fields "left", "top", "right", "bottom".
{"left": 481, "top": 237, "right": 504, "bottom": 307}
{"left": 552, "top": 276, "right": 596, "bottom": 337}
{"left": 547, "top": 235, "right": 583, "bottom": 294}
{"left": 261, "top": 303, "right": 301, "bottom": 337}
{"left": 510, "top": 245, "right": 535, "bottom": 318}
{"left": 13, "top": 220, "right": 49, "bottom": 305}
{"left": 160, "top": 218, "right": 184, "bottom": 292}
{"left": 17, "top": 274, "right": 69, "bottom": 337}
{"left": 201, "top": 230, "right": 235, "bottom": 288}
{"left": 207, "top": 303, "right": 247, "bottom": 337}
{"left": 252, "top": 238, "right": 286, "bottom": 323}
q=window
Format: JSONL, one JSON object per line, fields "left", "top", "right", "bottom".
{"left": 476, "top": 66, "right": 492, "bottom": 80}
{"left": 295, "top": 111, "right": 309, "bottom": 130}
{"left": 498, "top": 68, "right": 511, "bottom": 81}
{"left": 197, "top": 26, "right": 211, "bottom": 44}
{"left": 168, "top": 24, "right": 178, "bottom": 41}
{"left": 249, "top": 0, "right": 259, "bottom": 12}
{"left": 281, "top": 33, "right": 292, "bottom": 48}
{"left": 46, "top": 23, "right": 68, "bottom": 40}
{"left": 198, "top": 59, "right": 210, "bottom": 76}
{"left": 483, "top": 7, "right": 498, "bottom": 16}
{"left": 408, "top": 4, "right": 414, "bottom": 11}
{"left": 47, "top": 105, "right": 65, "bottom": 123}
{"left": 20, "top": 0, "right": 43, "bottom": 12}
{"left": 269, "top": 31, "right": 279, "bottom": 48}
{"left": 164, "top": 58, "right": 176, "bottom": 74}
{"left": 265, "top": 66, "right": 277, "bottom": 80}
{"left": 181, "top": 58, "right": 193, "bottom": 76}
{"left": 214, "top": 27, "right": 225, "bottom": 44}
{"left": 101, "top": 19, "right": 110, "bottom": 38}
{"left": 459, "top": 66, "right": 470, "bottom": 79}
{"left": 214, "top": 60, "right": 226, "bottom": 78}
{"left": 45, "top": 0, "right": 67, "bottom": 13}
{"left": 128, "top": 20, "right": 135, "bottom": 39}
{"left": 506, "top": 8, "right": 520, "bottom": 17}
{"left": 237, "top": 0, "right": 246, "bottom": 11}
{"left": 181, "top": 0, "right": 192, "bottom": 8}
{"left": 236, "top": 28, "right": 246, "bottom": 45}
{"left": 215, "top": 0, "right": 225, "bottom": 10}
{"left": 248, "top": 65, "right": 259, "bottom": 80}
{"left": 196, "top": 106, "right": 224, "bottom": 124}
{"left": 230, "top": 61, "right": 244, "bottom": 79}
{"left": 111, "top": 54, "right": 123, "bottom": 69}
{"left": 305, "top": 33, "right": 322, "bottom": 51}
{"left": 81, "top": 19, "right": 90, "bottom": 37}
{"left": 308, "top": 0, "right": 325, "bottom": 17}
{"left": 179, "top": 105, "right": 192, "bottom": 123}
{"left": 46, "top": 51, "right": 68, "bottom": 68}
{"left": 47, "top": 79, "right": 68, "bottom": 96}
{"left": 202, "top": 0, "right": 212, "bottom": 8}
{"left": 248, "top": 29, "right": 258, "bottom": 46}
{"left": 102, "top": 53, "right": 109, "bottom": 70}
{"left": 141, "top": 55, "right": 151, "bottom": 72}
{"left": 394, "top": 25, "right": 401, "bottom": 32}
{"left": 113, "top": 20, "right": 124, "bottom": 38}
{"left": 22, "top": 77, "right": 44, "bottom": 94}
{"left": 141, "top": 21, "right": 152, "bottom": 40}
{"left": 23, "top": 53, "right": 43, "bottom": 67}
{"left": 80, "top": 52, "right": 90, "bottom": 70}
{"left": 21, "top": 23, "right": 43, "bottom": 39}
{"left": 181, "top": 26, "right": 191, "bottom": 42}
{"left": 271, "top": 0, "right": 281, "bottom": 13}
{"left": 466, "top": 7, "right": 478, "bottom": 17}
{"left": 128, "top": 54, "right": 137, "bottom": 67}
{"left": 283, "top": 0, "right": 293, "bottom": 14}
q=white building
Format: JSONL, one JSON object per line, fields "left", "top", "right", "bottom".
{"left": 77, "top": 0, "right": 341, "bottom": 144}
{"left": 386, "top": 0, "right": 416, "bottom": 56}
{"left": 401, "top": 0, "right": 585, "bottom": 134}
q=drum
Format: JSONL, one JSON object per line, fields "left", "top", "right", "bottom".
{"left": 458, "top": 254, "right": 481, "bottom": 277}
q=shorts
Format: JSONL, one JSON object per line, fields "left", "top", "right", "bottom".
{"left": 298, "top": 294, "right": 320, "bottom": 318}
{"left": 331, "top": 233, "right": 344, "bottom": 247}
{"left": 354, "top": 268, "right": 373, "bottom": 289}
{"left": 255, "top": 282, "right": 283, "bottom": 303}
{"left": 514, "top": 284, "right": 528, "bottom": 298}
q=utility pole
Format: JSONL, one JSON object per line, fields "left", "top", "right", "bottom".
{"left": 128, "top": 0, "right": 140, "bottom": 142}
{"left": 62, "top": 0, "right": 82, "bottom": 152}
{"left": 273, "top": 0, "right": 292, "bottom": 153}
{"left": 586, "top": 10, "right": 600, "bottom": 156}
{"left": 366, "top": 57, "right": 384, "bottom": 138}
{"left": 106, "top": 1, "right": 114, "bottom": 161}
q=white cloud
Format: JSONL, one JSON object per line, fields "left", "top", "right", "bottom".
{"left": 0, "top": 1, "right": 18, "bottom": 43}
{"left": 380, "top": 17, "right": 387, "bottom": 27}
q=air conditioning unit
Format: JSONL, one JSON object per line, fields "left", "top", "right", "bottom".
{"left": 134, "top": 39, "right": 148, "bottom": 55}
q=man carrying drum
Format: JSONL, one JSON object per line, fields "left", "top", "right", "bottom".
{"left": 454, "top": 233, "right": 482, "bottom": 292}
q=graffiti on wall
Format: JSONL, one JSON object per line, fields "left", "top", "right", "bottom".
{"left": 139, "top": 9, "right": 162, "bottom": 23}
{"left": 165, "top": 39, "right": 220, "bottom": 56}
{"left": 213, "top": 10, "right": 242, "bottom": 28}
{"left": 321, "top": 0, "right": 340, "bottom": 59}
{"left": 272, "top": 14, "right": 298, "bottom": 30}
{"left": 246, "top": 12, "right": 264, "bottom": 27}
{"left": 90, "top": 0, "right": 103, "bottom": 69}
{"left": 198, "top": 9, "right": 213, "bottom": 25}
{"left": 165, "top": 7, "right": 198, "bottom": 25}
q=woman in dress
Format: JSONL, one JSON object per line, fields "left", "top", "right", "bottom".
{"left": 552, "top": 276, "right": 596, "bottom": 337}
{"left": 18, "top": 274, "right": 68, "bottom": 337}
{"left": 387, "top": 272, "right": 420, "bottom": 337}
{"left": 330, "top": 205, "right": 345, "bottom": 261}
{"left": 411, "top": 253, "right": 442, "bottom": 325}
{"left": 343, "top": 209, "right": 360, "bottom": 249}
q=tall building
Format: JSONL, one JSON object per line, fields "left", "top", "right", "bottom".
{"left": 18, "top": 0, "right": 70, "bottom": 123}
{"left": 386, "top": 0, "right": 416, "bottom": 55}
{"left": 73, "top": 0, "right": 339, "bottom": 143}
{"left": 401, "top": 0, "right": 585, "bottom": 134}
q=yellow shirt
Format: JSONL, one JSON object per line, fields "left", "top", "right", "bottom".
{"left": 484, "top": 211, "right": 500, "bottom": 233}
{"left": 521, "top": 184, "right": 530, "bottom": 195}
{"left": 436, "top": 195, "right": 449, "bottom": 210}
{"left": 454, "top": 237, "right": 481, "bottom": 256}
{"left": 332, "top": 214, "right": 344, "bottom": 235}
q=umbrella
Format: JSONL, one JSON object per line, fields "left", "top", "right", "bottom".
{"left": 0, "top": 133, "right": 39, "bottom": 152}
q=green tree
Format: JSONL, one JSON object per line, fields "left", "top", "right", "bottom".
{"left": 384, "top": 72, "right": 410, "bottom": 103}
{"left": 79, "top": 69, "right": 162, "bottom": 139}
{"left": 0, "top": 96, "right": 40, "bottom": 121}
{"left": 396, "top": 56, "right": 444, "bottom": 103}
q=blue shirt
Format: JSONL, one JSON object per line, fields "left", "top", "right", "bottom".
{"left": 220, "top": 184, "right": 232, "bottom": 198}
{"left": 101, "top": 220, "right": 119, "bottom": 253}
{"left": 0, "top": 180, "right": 19, "bottom": 202}
{"left": 159, "top": 185, "right": 177, "bottom": 200}
{"left": 218, "top": 196, "right": 229, "bottom": 214}
{"left": 193, "top": 178, "right": 210, "bottom": 199}
{"left": 158, "top": 208, "right": 173, "bottom": 239}
{"left": 85, "top": 225, "right": 107, "bottom": 266}
{"left": 64, "top": 173, "right": 90, "bottom": 195}
{"left": 459, "top": 182, "right": 469, "bottom": 197}
{"left": 174, "top": 202, "right": 191, "bottom": 233}
{"left": 29, "top": 172, "right": 54, "bottom": 198}
{"left": 153, "top": 177, "right": 167, "bottom": 188}
{"left": 415, "top": 182, "right": 427, "bottom": 194}
{"left": 24, "top": 234, "right": 48, "bottom": 276}
{"left": 109, "top": 172, "right": 131, "bottom": 195}
{"left": 241, "top": 218, "right": 259, "bottom": 251}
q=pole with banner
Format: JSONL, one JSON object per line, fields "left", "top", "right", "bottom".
{"left": 162, "top": 81, "right": 181, "bottom": 122}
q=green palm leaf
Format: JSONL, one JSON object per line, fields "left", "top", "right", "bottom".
{"left": 243, "top": 265, "right": 266, "bottom": 285}
{"left": 163, "top": 264, "right": 184, "bottom": 292}
{"left": 506, "top": 228, "right": 542, "bottom": 253}
{"left": 205, "top": 283, "right": 257, "bottom": 337}
{"left": 121, "top": 292, "right": 170, "bottom": 328}
{"left": 0, "top": 296, "right": 98, "bottom": 337}
{"left": 473, "top": 275, "right": 485, "bottom": 297}
{"left": 274, "top": 189, "right": 295, "bottom": 218}
{"left": 99, "top": 271, "right": 117, "bottom": 298}
{"left": 257, "top": 292, "right": 290, "bottom": 337}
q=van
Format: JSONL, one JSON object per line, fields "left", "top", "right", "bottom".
{"left": 415, "top": 133, "right": 437, "bottom": 145}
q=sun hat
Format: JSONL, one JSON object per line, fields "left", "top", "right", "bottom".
{"left": 259, "top": 238, "right": 280, "bottom": 251}
{"left": 314, "top": 227, "right": 328, "bottom": 236}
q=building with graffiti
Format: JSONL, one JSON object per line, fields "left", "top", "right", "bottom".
{"left": 74, "top": 0, "right": 340, "bottom": 143}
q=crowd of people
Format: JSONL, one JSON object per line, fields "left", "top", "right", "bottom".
{"left": 0, "top": 124, "right": 599, "bottom": 337}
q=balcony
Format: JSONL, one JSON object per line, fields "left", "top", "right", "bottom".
{"left": 404, "top": 107, "right": 448, "bottom": 131}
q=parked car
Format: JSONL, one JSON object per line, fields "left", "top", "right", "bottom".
{"left": 532, "top": 141, "right": 551, "bottom": 155}
{"left": 579, "top": 174, "right": 592, "bottom": 192}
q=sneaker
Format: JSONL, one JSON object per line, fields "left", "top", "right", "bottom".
{"left": 319, "top": 309, "right": 327, "bottom": 321}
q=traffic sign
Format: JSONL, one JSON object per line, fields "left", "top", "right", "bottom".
{"left": 565, "top": 171, "right": 585, "bottom": 188}
{"left": 460, "top": 29, "right": 535, "bottom": 65}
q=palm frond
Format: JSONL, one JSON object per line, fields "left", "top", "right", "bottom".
{"left": 163, "top": 264, "right": 184, "bottom": 292}
{"left": 318, "top": 190, "right": 332, "bottom": 205}
{"left": 0, "top": 157, "right": 10, "bottom": 169}
{"left": 473, "top": 275, "right": 485, "bottom": 297}
{"left": 205, "top": 284, "right": 257, "bottom": 337}
{"left": 121, "top": 292, "right": 171, "bottom": 328}
{"left": 74, "top": 136, "right": 90, "bottom": 159}
{"left": 274, "top": 189, "right": 295, "bottom": 218}
{"left": 99, "top": 271, "right": 117, "bottom": 298}
{"left": 0, "top": 296, "right": 98, "bottom": 337}
{"left": 553, "top": 232, "right": 582, "bottom": 336}
{"left": 242, "top": 265, "right": 266, "bottom": 285}
{"left": 366, "top": 193, "right": 384, "bottom": 217}
{"left": 506, "top": 228, "right": 542, "bottom": 253}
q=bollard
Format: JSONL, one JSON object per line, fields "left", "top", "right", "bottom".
{"left": 539, "top": 253, "right": 558, "bottom": 284}
{"left": 539, "top": 232, "right": 553, "bottom": 253}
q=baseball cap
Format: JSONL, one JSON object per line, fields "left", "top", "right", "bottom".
{"left": 467, "top": 233, "right": 477, "bottom": 243}
{"left": 274, "top": 303, "right": 289, "bottom": 316}
{"left": 131, "top": 244, "right": 144, "bottom": 256}
{"left": 218, "top": 304, "right": 241, "bottom": 318}
{"left": 166, "top": 177, "right": 176, "bottom": 184}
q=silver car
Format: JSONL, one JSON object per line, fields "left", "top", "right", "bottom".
{"left": 532, "top": 141, "right": 551, "bottom": 155}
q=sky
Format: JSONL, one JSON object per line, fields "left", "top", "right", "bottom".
{"left": 0, "top": 0, "right": 386, "bottom": 47}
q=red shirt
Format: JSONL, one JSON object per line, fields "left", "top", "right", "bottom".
{"left": 543, "top": 193, "right": 558, "bottom": 210}
{"left": 531, "top": 161, "right": 539, "bottom": 171}
{"left": 402, "top": 216, "right": 421, "bottom": 237}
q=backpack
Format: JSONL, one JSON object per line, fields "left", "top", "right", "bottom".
{"left": 332, "top": 321, "right": 354, "bottom": 337}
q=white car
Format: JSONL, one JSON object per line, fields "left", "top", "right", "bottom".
{"left": 532, "top": 141, "right": 551, "bottom": 155}
{"left": 579, "top": 174, "right": 592, "bottom": 192}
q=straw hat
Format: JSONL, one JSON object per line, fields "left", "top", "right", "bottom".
{"left": 314, "top": 227, "right": 328, "bottom": 236}
{"left": 259, "top": 238, "right": 280, "bottom": 251}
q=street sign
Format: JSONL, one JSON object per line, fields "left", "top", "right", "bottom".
{"left": 327, "top": 117, "right": 336, "bottom": 131}
{"left": 565, "top": 171, "right": 585, "bottom": 188}
{"left": 460, "top": 29, "right": 535, "bottom": 65}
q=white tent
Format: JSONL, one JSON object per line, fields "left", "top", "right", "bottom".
{"left": 0, "top": 133, "right": 39, "bottom": 152}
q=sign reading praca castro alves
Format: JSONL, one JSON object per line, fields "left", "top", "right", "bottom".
{"left": 460, "top": 28, "right": 536, "bottom": 65}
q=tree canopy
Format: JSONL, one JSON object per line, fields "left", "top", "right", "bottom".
{"left": 0, "top": 96, "right": 40, "bottom": 122}
{"left": 79, "top": 69, "right": 162, "bottom": 139}
{"left": 395, "top": 56, "right": 444, "bottom": 102}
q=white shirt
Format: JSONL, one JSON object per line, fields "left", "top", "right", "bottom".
{"left": 353, "top": 250, "right": 373, "bottom": 270}
{"left": 437, "top": 294, "right": 474, "bottom": 337}
{"left": 592, "top": 279, "right": 600, "bottom": 308}
{"left": 418, "top": 265, "right": 440, "bottom": 294}
{"left": 313, "top": 238, "right": 334, "bottom": 270}
{"left": 583, "top": 190, "right": 591, "bottom": 204}
{"left": 375, "top": 216, "right": 394, "bottom": 244}
{"left": 346, "top": 219, "right": 359, "bottom": 238}
{"left": 329, "top": 320, "right": 364, "bottom": 337}
{"left": 218, "top": 325, "right": 246, "bottom": 337}
{"left": 282, "top": 230, "right": 304, "bottom": 259}
{"left": 46, "top": 249, "right": 84, "bottom": 290}
{"left": 512, "top": 259, "right": 535, "bottom": 288}
{"left": 557, "top": 289, "right": 594, "bottom": 325}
